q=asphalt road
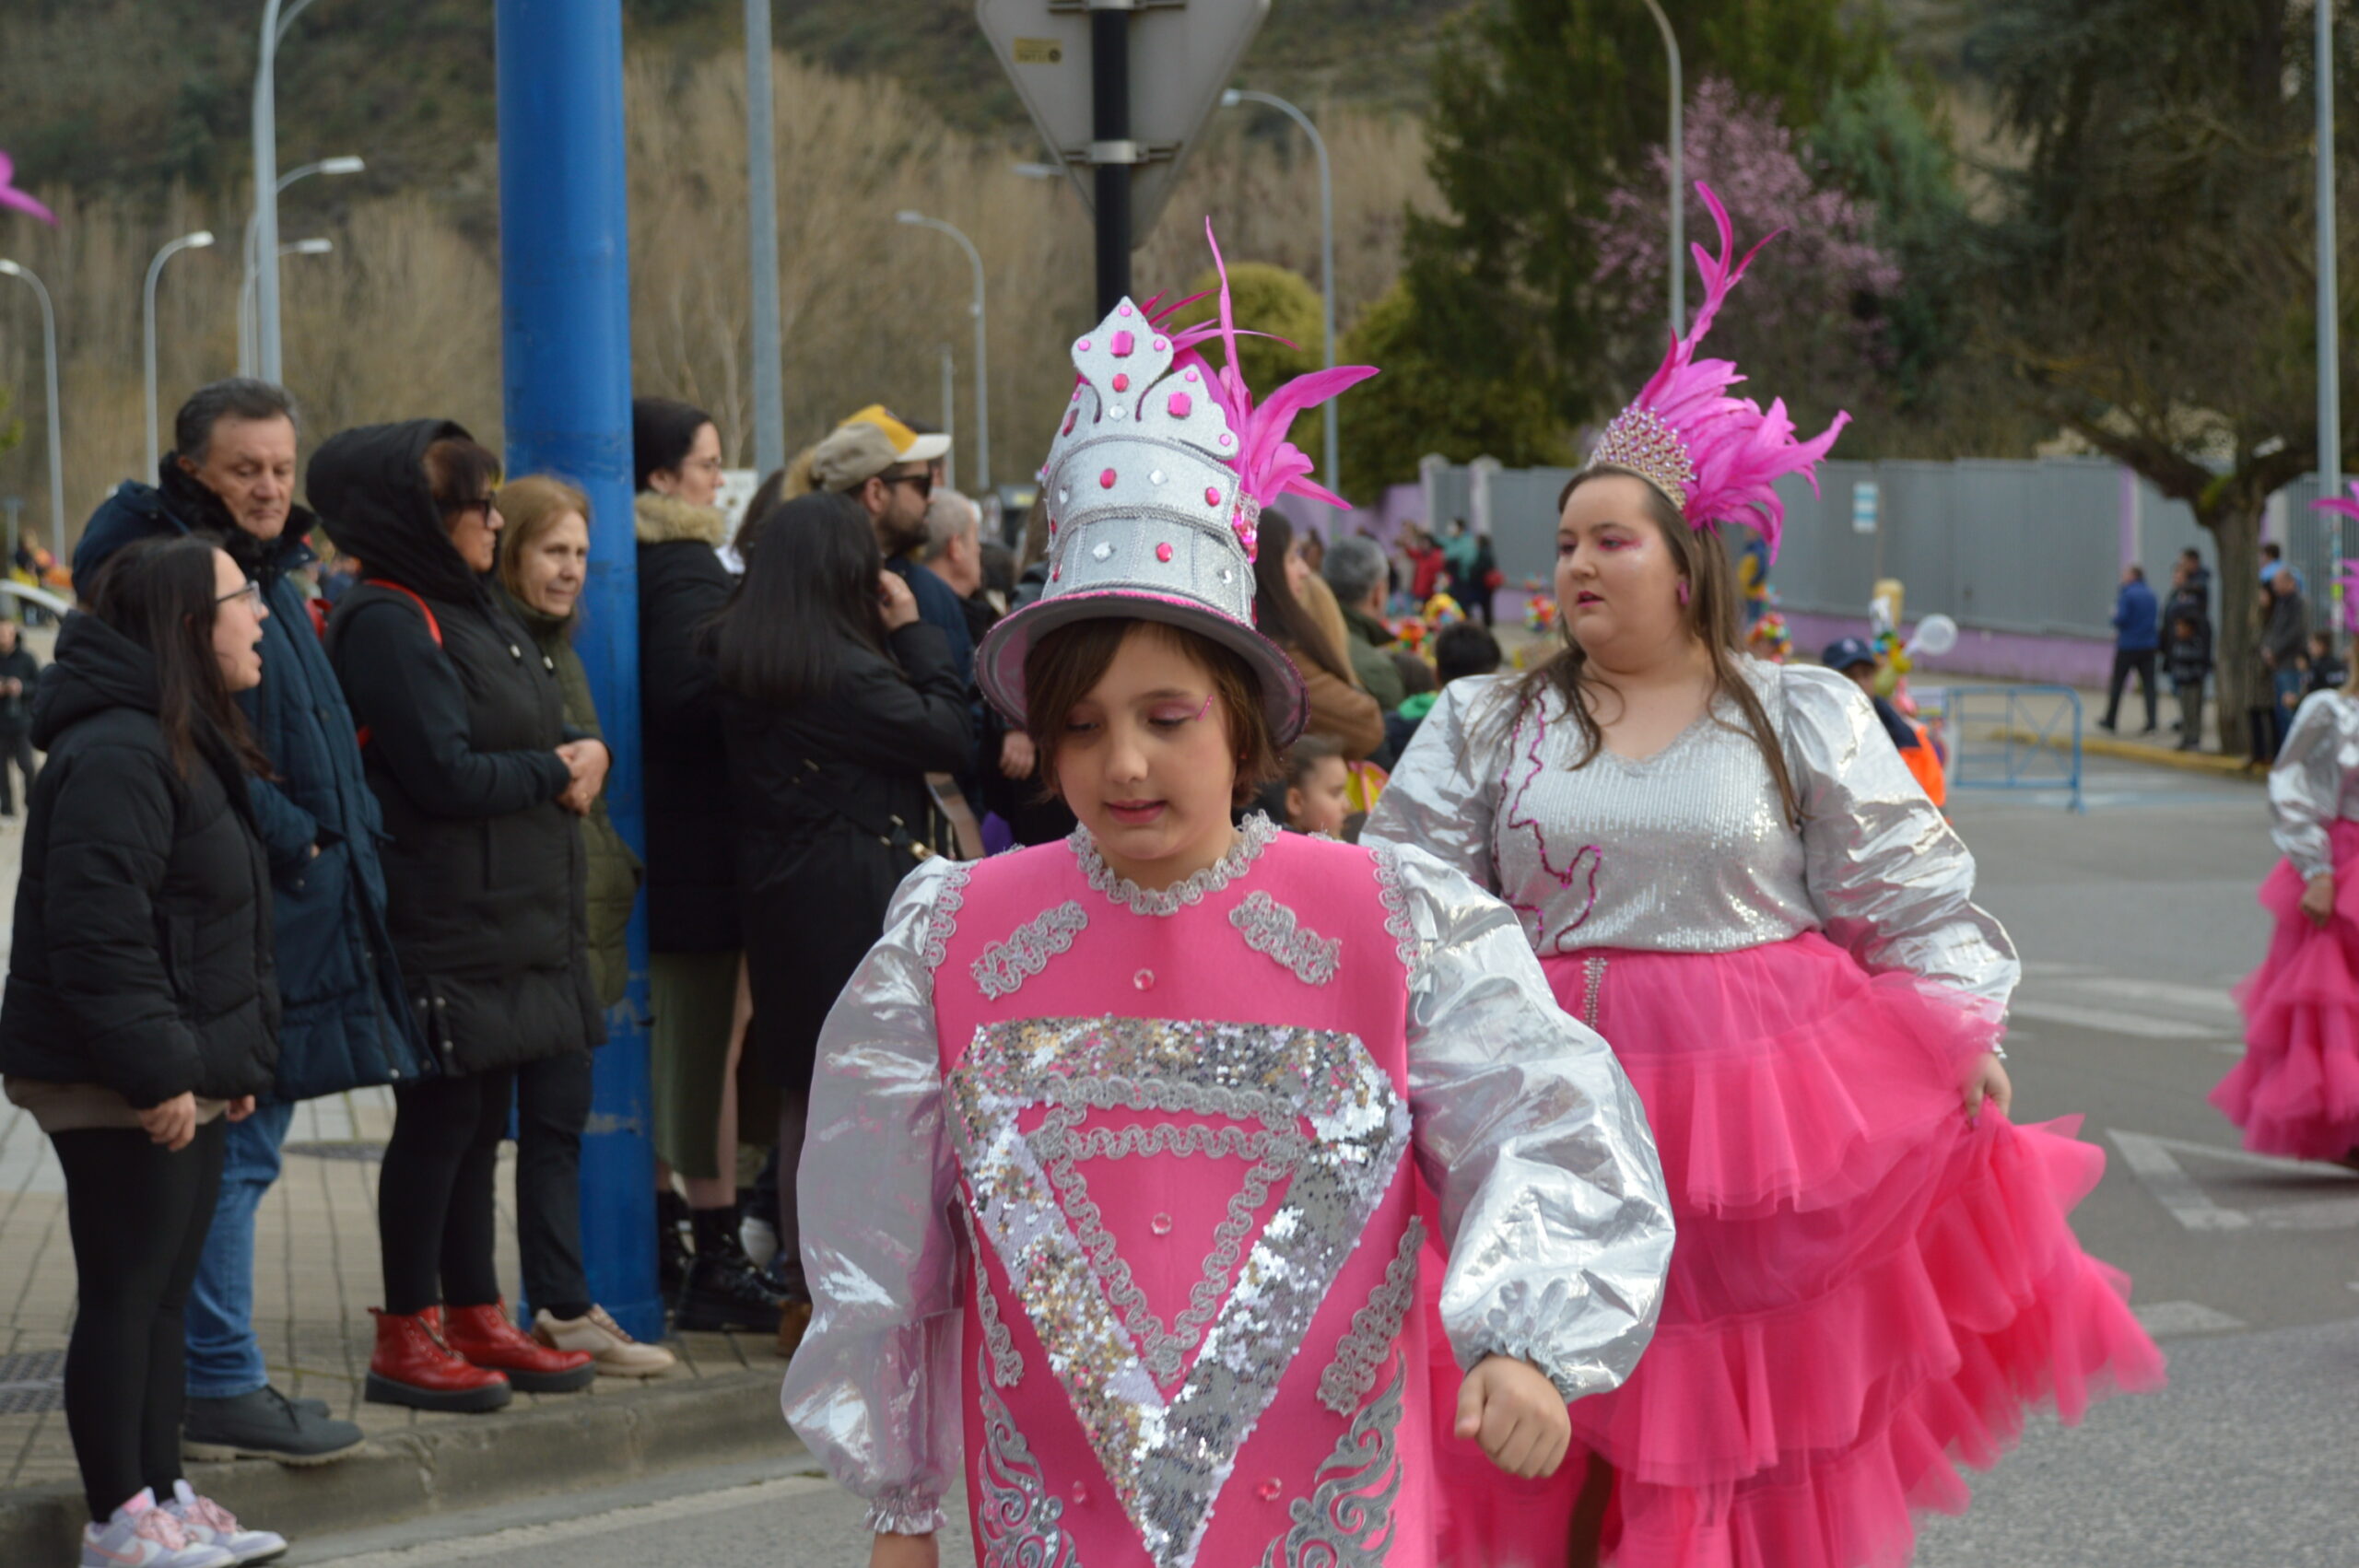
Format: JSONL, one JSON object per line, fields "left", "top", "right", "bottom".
{"left": 288, "top": 753, "right": 2359, "bottom": 1566}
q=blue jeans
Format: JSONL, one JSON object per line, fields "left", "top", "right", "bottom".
{"left": 183, "top": 1100, "right": 296, "bottom": 1399}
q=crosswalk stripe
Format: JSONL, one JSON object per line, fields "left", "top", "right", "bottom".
{"left": 2009, "top": 998, "right": 2221, "bottom": 1039}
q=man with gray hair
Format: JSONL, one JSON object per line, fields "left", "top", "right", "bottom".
{"left": 1322, "top": 533, "right": 1408, "bottom": 709}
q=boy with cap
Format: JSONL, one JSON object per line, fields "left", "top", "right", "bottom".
{"left": 1825, "top": 637, "right": 1947, "bottom": 808}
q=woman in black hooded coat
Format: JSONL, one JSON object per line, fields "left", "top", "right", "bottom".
{"left": 309, "top": 420, "right": 603, "bottom": 1411}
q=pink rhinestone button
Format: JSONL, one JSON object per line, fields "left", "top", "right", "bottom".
{"left": 1184, "top": 368, "right": 1200, "bottom": 382}
{"left": 1099, "top": 468, "right": 1118, "bottom": 489}
{"left": 1203, "top": 486, "right": 1221, "bottom": 506}
{"left": 1153, "top": 336, "right": 1169, "bottom": 352}
{"left": 1257, "top": 1479, "right": 1283, "bottom": 1502}
{"left": 1149, "top": 1212, "right": 1174, "bottom": 1236}
{"left": 1168, "top": 392, "right": 1192, "bottom": 418}
{"left": 1218, "top": 432, "right": 1233, "bottom": 447}
{"left": 1133, "top": 968, "right": 1154, "bottom": 990}
{"left": 1118, "top": 303, "right": 1133, "bottom": 317}
{"left": 1110, "top": 329, "right": 1135, "bottom": 356}
{"left": 1156, "top": 543, "right": 1174, "bottom": 563}
{"left": 1077, "top": 338, "right": 1091, "bottom": 352}
{"left": 1112, "top": 372, "right": 1131, "bottom": 392}
{"left": 1070, "top": 1480, "right": 1090, "bottom": 1504}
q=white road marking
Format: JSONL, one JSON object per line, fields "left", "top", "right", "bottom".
{"left": 2107, "top": 1129, "right": 2359, "bottom": 1232}
{"left": 304, "top": 1476, "right": 836, "bottom": 1566}
{"left": 2051, "top": 975, "right": 2242, "bottom": 1022}
{"left": 2011, "top": 999, "right": 2220, "bottom": 1039}
{"left": 2130, "top": 1300, "right": 2248, "bottom": 1337}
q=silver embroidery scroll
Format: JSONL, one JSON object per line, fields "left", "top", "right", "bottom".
{"left": 921, "top": 861, "right": 975, "bottom": 1001}
{"left": 961, "top": 1204, "right": 1023, "bottom": 1388}
{"left": 1317, "top": 1217, "right": 1424, "bottom": 1417}
{"left": 1229, "top": 891, "right": 1342, "bottom": 986}
{"left": 973, "top": 1344, "right": 1079, "bottom": 1567}
{"left": 1367, "top": 846, "right": 1427, "bottom": 975}
{"left": 1259, "top": 1354, "right": 1409, "bottom": 1568}
{"left": 972, "top": 900, "right": 1089, "bottom": 1001}
{"left": 1072, "top": 812, "right": 1280, "bottom": 917}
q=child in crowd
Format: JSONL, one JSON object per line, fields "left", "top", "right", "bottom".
{"left": 2165, "top": 607, "right": 2213, "bottom": 751}
{"left": 1282, "top": 734, "right": 1352, "bottom": 837}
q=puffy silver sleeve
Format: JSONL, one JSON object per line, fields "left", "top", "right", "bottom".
{"left": 2270, "top": 692, "right": 2348, "bottom": 878}
{"left": 1380, "top": 842, "right": 1673, "bottom": 1401}
{"left": 1783, "top": 665, "right": 2019, "bottom": 1011}
{"left": 780, "top": 856, "right": 965, "bottom": 1538}
{"left": 1363, "top": 675, "right": 1510, "bottom": 890}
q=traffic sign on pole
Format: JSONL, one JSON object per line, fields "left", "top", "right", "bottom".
{"left": 977, "top": 0, "right": 1269, "bottom": 253}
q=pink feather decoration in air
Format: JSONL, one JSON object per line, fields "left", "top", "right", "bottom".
{"left": 0, "top": 152, "right": 57, "bottom": 227}
{"left": 1594, "top": 183, "right": 1847, "bottom": 561}
{"left": 2313, "top": 484, "right": 2359, "bottom": 631}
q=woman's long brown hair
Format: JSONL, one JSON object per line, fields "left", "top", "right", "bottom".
{"left": 1508, "top": 464, "right": 1803, "bottom": 825}
{"left": 85, "top": 535, "right": 272, "bottom": 781}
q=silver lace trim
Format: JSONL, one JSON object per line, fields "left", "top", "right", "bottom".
{"left": 1229, "top": 891, "right": 1342, "bottom": 986}
{"left": 1034, "top": 1107, "right": 1309, "bottom": 1387}
{"left": 973, "top": 900, "right": 1090, "bottom": 1000}
{"left": 1070, "top": 813, "right": 1281, "bottom": 918}
{"left": 1367, "top": 845, "right": 1427, "bottom": 972}
{"left": 865, "top": 1483, "right": 946, "bottom": 1538}
{"left": 921, "top": 861, "right": 975, "bottom": 1000}
{"left": 962, "top": 1203, "right": 1023, "bottom": 1388}
{"left": 1580, "top": 953, "right": 1608, "bottom": 1031}
{"left": 1316, "top": 1217, "right": 1424, "bottom": 1417}
{"left": 973, "top": 1343, "right": 1080, "bottom": 1566}
{"left": 1258, "top": 1354, "right": 1408, "bottom": 1568}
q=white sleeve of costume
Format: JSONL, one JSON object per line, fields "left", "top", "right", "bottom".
{"left": 2270, "top": 692, "right": 2348, "bottom": 879}
{"left": 1363, "top": 675, "right": 1508, "bottom": 891}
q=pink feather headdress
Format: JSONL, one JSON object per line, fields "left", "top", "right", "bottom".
{"left": 2313, "top": 483, "right": 2359, "bottom": 631}
{"left": 0, "top": 152, "right": 57, "bottom": 228}
{"left": 1587, "top": 183, "right": 1847, "bottom": 561}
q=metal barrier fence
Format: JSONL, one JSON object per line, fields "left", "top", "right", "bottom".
{"left": 1923, "top": 685, "right": 2084, "bottom": 813}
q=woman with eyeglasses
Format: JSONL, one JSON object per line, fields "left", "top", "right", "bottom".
{"left": 308, "top": 421, "right": 604, "bottom": 1413}
{"left": 630, "top": 397, "right": 791, "bottom": 1334}
{"left": 1, "top": 535, "right": 289, "bottom": 1566}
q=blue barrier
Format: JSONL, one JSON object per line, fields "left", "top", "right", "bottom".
{"left": 1922, "top": 685, "right": 2084, "bottom": 813}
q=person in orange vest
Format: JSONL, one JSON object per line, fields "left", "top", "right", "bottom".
{"left": 1825, "top": 637, "right": 1948, "bottom": 809}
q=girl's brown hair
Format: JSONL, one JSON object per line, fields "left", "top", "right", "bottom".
{"left": 84, "top": 535, "right": 271, "bottom": 781}
{"left": 1510, "top": 465, "right": 1802, "bottom": 825}
{"left": 494, "top": 474, "right": 592, "bottom": 627}
{"left": 1023, "top": 618, "right": 1281, "bottom": 808}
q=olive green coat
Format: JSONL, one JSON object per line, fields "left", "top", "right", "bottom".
{"left": 504, "top": 591, "right": 644, "bottom": 1009}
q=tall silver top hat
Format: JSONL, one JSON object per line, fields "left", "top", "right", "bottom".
{"left": 976, "top": 297, "right": 1312, "bottom": 746}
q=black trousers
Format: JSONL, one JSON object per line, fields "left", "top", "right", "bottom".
{"left": 514, "top": 1050, "right": 593, "bottom": 1318}
{"left": 2104, "top": 648, "right": 2158, "bottom": 730}
{"left": 52, "top": 1117, "right": 226, "bottom": 1523}
{"left": 0, "top": 725, "right": 36, "bottom": 814}
{"left": 379, "top": 1070, "right": 515, "bottom": 1316}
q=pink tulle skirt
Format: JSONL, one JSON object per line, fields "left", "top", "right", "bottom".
{"left": 1436, "top": 932, "right": 2165, "bottom": 1568}
{"left": 2212, "top": 820, "right": 2359, "bottom": 1160}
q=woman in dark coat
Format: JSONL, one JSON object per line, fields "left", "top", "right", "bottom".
{"left": 310, "top": 420, "right": 602, "bottom": 1411}
{"left": 710, "top": 491, "right": 971, "bottom": 1307}
{"left": 0, "top": 536, "right": 285, "bottom": 1562}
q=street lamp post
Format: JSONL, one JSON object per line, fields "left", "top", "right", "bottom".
{"left": 241, "top": 239, "right": 335, "bottom": 376}
{"left": 2318, "top": 0, "right": 2342, "bottom": 620}
{"left": 0, "top": 259, "right": 62, "bottom": 561}
{"left": 746, "top": 0, "right": 785, "bottom": 477}
{"left": 940, "top": 345, "right": 957, "bottom": 493}
{"left": 145, "top": 230, "right": 217, "bottom": 478}
{"left": 240, "top": 156, "right": 363, "bottom": 376}
{"left": 897, "top": 211, "right": 990, "bottom": 495}
{"left": 1638, "top": 0, "right": 1684, "bottom": 336}
{"left": 251, "top": 0, "right": 333, "bottom": 385}
{"left": 1222, "top": 88, "right": 1338, "bottom": 497}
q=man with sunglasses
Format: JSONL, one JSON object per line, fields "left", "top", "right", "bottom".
{"left": 809, "top": 410, "right": 974, "bottom": 688}
{"left": 69, "top": 378, "right": 428, "bottom": 1473}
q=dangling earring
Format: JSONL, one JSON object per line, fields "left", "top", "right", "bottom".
{"left": 1676, "top": 579, "right": 1692, "bottom": 606}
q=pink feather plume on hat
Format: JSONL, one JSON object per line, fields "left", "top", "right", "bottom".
{"left": 0, "top": 152, "right": 57, "bottom": 227}
{"left": 1593, "top": 183, "right": 1847, "bottom": 561}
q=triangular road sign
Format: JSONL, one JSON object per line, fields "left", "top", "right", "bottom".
{"left": 976, "top": 0, "right": 1270, "bottom": 250}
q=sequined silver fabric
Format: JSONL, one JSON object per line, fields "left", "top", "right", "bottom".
{"left": 1367, "top": 661, "right": 2019, "bottom": 1008}
{"left": 2270, "top": 691, "right": 2359, "bottom": 877}
{"left": 1258, "top": 1354, "right": 1409, "bottom": 1568}
{"left": 1388, "top": 846, "right": 1674, "bottom": 1399}
{"left": 1230, "top": 890, "right": 1343, "bottom": 985}
{"left": 973, "top": 900, "right": 1091, "bottom": 1000}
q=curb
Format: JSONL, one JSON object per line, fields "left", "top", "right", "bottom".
{"left": 1993, "top": 726, "right": 2259, "bottom": 779}
{"left": 0, "top": 1367, "right": 804, "bottom": 1563}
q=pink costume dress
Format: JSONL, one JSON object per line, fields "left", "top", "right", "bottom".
{"left": 2213, "top": 689, "right": 2359, "bottom": 1158}
{"left": 1366, "top": 660, "right": 2166, "bottom": 1568}
{"left": 781, "top": 816, "right": 1676, "bottom": 1568}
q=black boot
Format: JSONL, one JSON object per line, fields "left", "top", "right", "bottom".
{"left": 656, "top": 1188, "right": 692, "bottom": 1299}
{"left": 675, "top": 1204, "right": 788, "bottom": 1332}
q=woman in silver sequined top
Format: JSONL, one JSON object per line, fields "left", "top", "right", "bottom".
{"left": 1365, "top": 465, "right": 2165, "bottom": 1568}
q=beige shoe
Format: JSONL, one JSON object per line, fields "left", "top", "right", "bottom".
{"left": 533, "top": 1305, "right": 676, "bottom": 1377}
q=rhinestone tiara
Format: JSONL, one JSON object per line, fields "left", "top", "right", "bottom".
{"left": 1587, "top": 405, "right": 1696, "bottom": 511}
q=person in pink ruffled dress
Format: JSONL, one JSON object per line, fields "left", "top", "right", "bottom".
{"left": 780, "top": 231, "right": 1678, "bottom": 1568}
{"left": 1364, "top": 186, "right": 2166, "bottom": 1568}
{"left": 2214, "top": 487, "right": 2359, "bottom": 1164}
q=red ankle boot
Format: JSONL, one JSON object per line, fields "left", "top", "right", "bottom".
{"left": 441, "top": 1301, "right": 597, "bottom": 1393}
{"left": 366, "top": 1307, "right": 513, "bottom": 1412}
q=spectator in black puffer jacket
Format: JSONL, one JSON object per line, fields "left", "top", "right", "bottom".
{"left": 2164, "top": 604, "right": 2214, "bottom": 753}
{"left": 0, "top": 535, "right": 284, "bottom": 1556}
{"left": 311, "top": 420, "right": 604, "bottom": 1414}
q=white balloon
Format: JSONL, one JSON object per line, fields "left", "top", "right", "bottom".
{"left": 1905, "top": 614, "right": 1959, "bottom": 659}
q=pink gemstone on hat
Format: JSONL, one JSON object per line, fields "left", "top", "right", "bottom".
{"left": 1099, "top": 468, "right": 1117, "bottom": 489}
{"left": 1112, "top": 373, "right": 1130, "bottom": 392}
{"left": 1052, "top": 566, "right": 1061, "bottom": 581}
{"left": 1153, "top": 337, "right": 1169, "bottom": 352}
{"left": 1218, "top": 433, "right": 1233, "bottom": 447}
{"left": 1204, "top": 486, "right": 1221, "bottom": 506}
{"left": 1062, "top": 412, "right": 1075, "bottom": 435}
{"left": 1168, "top": 392, "right": 1192, "bottom": 418}
{"left": 1077, "top": 338, "right": 1091, "bottom": 352}
{"left": 1156, "top": 543, "right": 1174, "bottom": 563}
{"left": 1119, "top": 303, "right": 1133, "bottom": 317}
{"left": 1184, "top": 368, "right": 1200, "bottom": 382}
{"left": 1110, "top": 330, "right": 1135, "bottom": 357}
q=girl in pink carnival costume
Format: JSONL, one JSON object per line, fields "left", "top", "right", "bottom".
{"left": 1364, "top": 185, "right": 2165, "bottom": 1568}
{"left": 780, "top": 227, "right": 1678, "bottom": 1568}
{"left": 2213, "top": 483, "right": 2359, "bottom": 1164}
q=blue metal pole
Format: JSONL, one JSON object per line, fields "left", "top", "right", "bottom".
{"left": 494, "top": 0, "right": 661, "bottom": 1342}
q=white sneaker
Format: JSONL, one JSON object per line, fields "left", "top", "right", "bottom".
{"left": 739, "top": 1212, "right": 780, "bottom": 1270}
{"left": 534, "top": 1305, "right": 677, "bottom": 1377}
{"left": 79, "top": 1489, "right": 235, "bottom": 1568}
{"left": 165, "top": 1480, "right": 286, "bottom": 1565}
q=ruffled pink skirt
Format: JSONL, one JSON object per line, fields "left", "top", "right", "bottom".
{"left": 2212, "top": 820, "right": 2359, "bottom": 1160}
{"left": 1436, "top": 932, "right": 2165, "bottom": 1568}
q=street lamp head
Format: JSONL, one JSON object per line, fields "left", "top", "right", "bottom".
{"left": 896, "top": 210, "right": 925, "bottom": 225}
{"left": 186, "top": 230, "right": 217, "bottom": 249}
{"left": 288, "top": 238, "right": 334, "bottom": 256}
{"left": 1221, "top": 88, "right": 1243, "bottom": 108}
{"left": 0, "top": 260, "right": 18, "bottom": 278}
{"left": 318, "top": 156, "right": 366, "bottom": 177}
{"left": 1011, "top": 162, "right": 1061, "bottom": 181}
